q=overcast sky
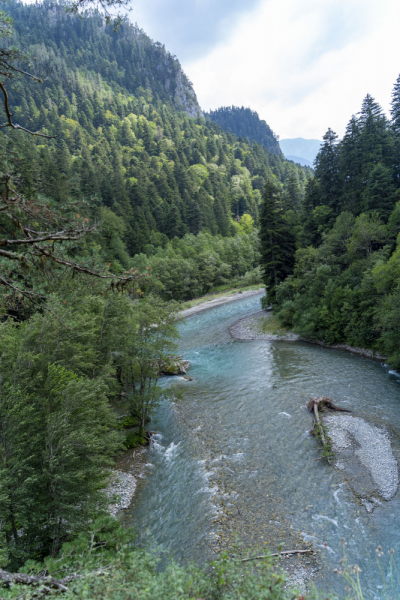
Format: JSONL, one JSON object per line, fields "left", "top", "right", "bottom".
{"left": 129, "top": 0, "right": 400, "bottom": 140}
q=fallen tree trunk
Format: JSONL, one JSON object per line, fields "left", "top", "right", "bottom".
{"left": 307, "top": 396, "right": 351, "bottom": 464}
{"left": 313, "top": 402, "right": 326, "bottom": 446}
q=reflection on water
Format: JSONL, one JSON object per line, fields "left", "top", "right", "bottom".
{"left": 122, "top": 293, "right": 400, "bottom": 596}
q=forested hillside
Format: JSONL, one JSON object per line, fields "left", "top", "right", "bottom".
{"left": 260, "top": 85, "right": 400, "bottom": 369}
{"left": 0, "top": 0, "right": 313, "bottom": 578}
{"left": 1, "top": 0, "right": 309, "bottom": 284}
{"left": 206, "top": 106, "right": 281, "bottom": 155}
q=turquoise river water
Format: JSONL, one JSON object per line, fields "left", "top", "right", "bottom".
{"left": 122, "top": 292, "right": 400, "bottom": 598}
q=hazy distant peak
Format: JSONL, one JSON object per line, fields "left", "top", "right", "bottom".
{"left": 285, "top": 155, "right": 313, "bottom": 167}
{"left": 279, "top": 138, "right": 322, "bottom": 164}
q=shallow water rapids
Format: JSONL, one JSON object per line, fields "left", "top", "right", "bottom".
{"left": 122, "top": 292, "right": 400, "bottom": 597}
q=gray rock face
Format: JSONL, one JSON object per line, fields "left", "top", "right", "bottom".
{"left": 173, "top": 67, "right": 203, "bottom": 118}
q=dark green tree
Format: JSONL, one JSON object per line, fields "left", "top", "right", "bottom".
{"left": 314, "top": 128, "right": 342, "bottom": 213}
{"left": 259, "top": 179, "right": 295, "bottom": 304}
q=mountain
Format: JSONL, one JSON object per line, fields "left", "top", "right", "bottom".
{"left": 206, "top": 106, "right": 281, "bottom": 155}
{"left": 1, "top": 1, "right": 311, "bottom": 269}
{"left": 7, "top": 0, "right": 203, "bottom": 118}
{"left": 279, "top": 138, "right": 322, "bottom": 164}
{"left": 285, "top": 155, "right": 313, "bottom": 167}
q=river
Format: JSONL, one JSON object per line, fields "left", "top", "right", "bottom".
{"left": 121, "top": 292, "right": 400, "bottom": 598}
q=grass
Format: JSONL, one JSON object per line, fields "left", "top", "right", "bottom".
{"left": 259, "top": 313, "right": 289, "bottom": 336}
{"left": 247, "top": 312, "right": 294, "bottom": 338}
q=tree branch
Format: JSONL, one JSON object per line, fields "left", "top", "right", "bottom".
{"left": 0, "top": 567, "right": 108, "bottom": 594}
{"left": 33, "top": 243, "right": 139, "bottom": 284}
{"left": 0, "top": 247, "right": 28, "bottom": 262}
{"left": 0, "top": 230, "right": 93, "bottom": 246}
{"left": 0, "top": 80, "right": 56, "bottom": 138}
{"left": 239, "top": 549, "right": 314, "bottom": 562}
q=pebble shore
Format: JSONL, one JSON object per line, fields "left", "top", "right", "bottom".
{"left": 230, "top": 312, "right": 388, "bottom": 361}
{"left": 229, "top": 311, "right": 299, "bottom": 341}
{"left": 325, "top": 414, "right": 398, "bottom": 509}
{"left": 180, "top": 288, "right": 264, "bottom": 319}
{"left": 107, "top": 470, "right": 137, "bottom": 517}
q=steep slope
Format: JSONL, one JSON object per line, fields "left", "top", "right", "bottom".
{"left": 1, "top": 1, "right": 311, "bottom": 269}
{"left": 206, "top": 106, "right": 281, "bottom": 155}
{"left": 6, "top": 0, "right": 203, "bottom": 118}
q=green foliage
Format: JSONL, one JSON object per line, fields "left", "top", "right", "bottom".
{"left": 0, "top": 518, "right": 291, "bottom": 600}
{"left": 206, "top": 106, "right": 282, "bottom": 156}
{"left": 267, "top": 75, "right": 400, "bottom": 370}
{"left": 119, "top": 295, "right": 180, "bottom": 432}
{"left": 133, "top": 230, "right": 262, "bottom": 300}
{"left": 312, "top": 421, "right": 335, "bottom": 463}
{"left": 259, "top": 179, "right": 296, "bottom": 303}
{"left": 119, "top": 416, "right": 136, "bottom": 429}
{"left": 0, "top": 0, "right": 309, "bottom": 272}
{"left": 124, "top": 431, "right": 146, "bottom": 448}
{"left": 0, "top": 370, "right": 122, "bottom": 567}
{"left": 0, "top": 288, "right": 181, "bottom": 567}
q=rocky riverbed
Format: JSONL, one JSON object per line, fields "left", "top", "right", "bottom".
{"left": 229, "top": 311, "right": 299, "bottom": 341}
{"left": 324, "top": 414, "right": 399, "bottom": 512}
{"left": 230, "top": 311, "right": 388, "bottom": 362}
{"left": 107, "top": 470, "right": 137, "bottom": 517}
{"left": 180, "top": 288, "right": 264, "bottom": 318}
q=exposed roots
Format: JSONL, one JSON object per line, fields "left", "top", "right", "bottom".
{"left": 307, "top": 396, "right": 351, "bottom": 413}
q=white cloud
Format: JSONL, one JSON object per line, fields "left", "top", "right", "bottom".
{"left": 183, "top": 0, "right": 400, "bottom": 139}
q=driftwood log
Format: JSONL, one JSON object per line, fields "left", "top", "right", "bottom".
{"left": 307, "top": 396, "right": 351, "bottom": 463}
{"left": 307, "top": 396, "right": 351, "bottom": 414}
{"left": 239, "top": 549, "right": 314, "bottom": 562}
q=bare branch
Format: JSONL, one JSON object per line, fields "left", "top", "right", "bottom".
{"left": 0, "top": 247, "right": 28, "bottom": 262}
{"left": 239, "top": 549, "right": 314, "bottom": 562}
{"left": 0, "top": 230, "right": 93, "bottom": 246}
{"left": 0, "top": 80, "right": 56, "bottom": 138}
{"left": 33, "top": 243, "right": 139, "bottom": 284}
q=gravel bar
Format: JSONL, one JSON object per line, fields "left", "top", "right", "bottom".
{"left": 180, "top": 288, "right": 264, "bottom": 319}
{"left": 107, "top": 470, "right": 137, "bottom": 517}
{"left": 325, "top": 415, "right": 399, "bottom": 501}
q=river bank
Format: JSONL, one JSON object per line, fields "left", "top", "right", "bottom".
{"left": 111, "top": 292, "right": 400, "bottom": 596}
{"left": 230, "top": 310, "right": 388, "bottom": 362}
{"left": 180, "top": 287, "right": 264, "bottom": 318}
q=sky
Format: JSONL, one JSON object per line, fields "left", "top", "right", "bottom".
{"left": 128, "top": 0, "right": 400, "bottom": 140}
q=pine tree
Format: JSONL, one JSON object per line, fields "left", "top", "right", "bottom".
{"left": 314, "top": 128, "right": 342, "bottom": 213}
{"left": 259, "top": 179, "right": 296, "bottom": 303}
{"left": 390, "top": 73, "right": 400, "bottom": 184}
{"left": 339, "top": 116, "right": 362, "bottom": 214}
{"left": 363, "top": 162, "right": 396, "bottom": 219}
{"left": 285, "top": 170, "right": 301, "bottom": 210}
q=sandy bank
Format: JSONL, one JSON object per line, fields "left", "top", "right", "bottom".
{"left": 180, "top": 288, "right": 264, "bottom": 318}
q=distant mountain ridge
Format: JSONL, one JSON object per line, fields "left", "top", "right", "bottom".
{"left": 285, "top": 155, "right": 313, "bottom": 167}
{"left": 206, "top": 106, "right": 281, "bottom": 155}
{"left": 279, "top": 138, "right": 322, "bottom": 165}
{"left": 7, "top": 0, "right": 203, "bottom": 118}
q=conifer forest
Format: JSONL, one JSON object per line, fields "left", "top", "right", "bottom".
{"left": 1, "top": 0, "right": 400, "bottom": 598}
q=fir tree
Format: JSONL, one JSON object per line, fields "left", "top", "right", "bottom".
{"left": 259, "top": 179, "right": 296, "bottom": 303}
{"left": 314, "top": 128, "right": 342, "bottom": 213}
